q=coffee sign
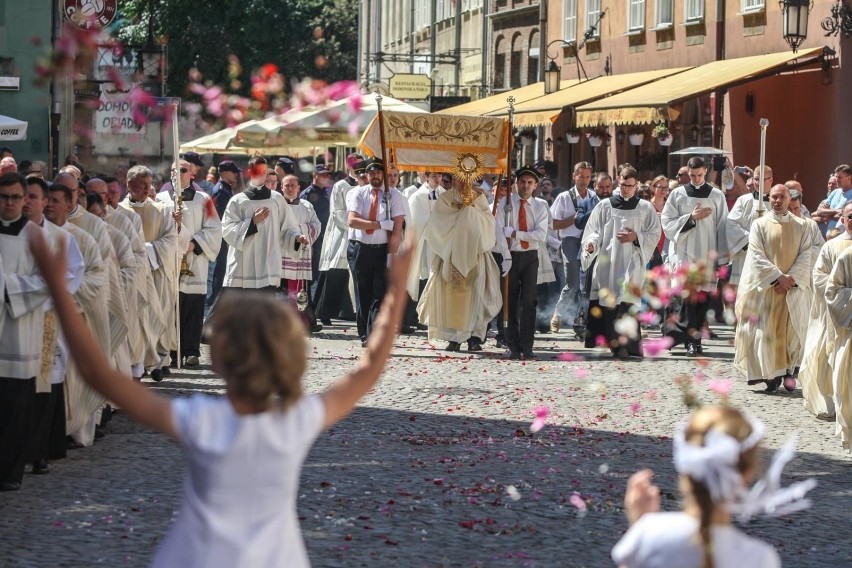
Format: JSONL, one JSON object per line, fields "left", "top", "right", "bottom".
{"left": 65, "top": 0, "right": 118, "bottom": 30}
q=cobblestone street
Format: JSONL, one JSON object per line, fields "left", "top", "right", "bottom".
{"left": 1, "top": 323, "right": 850, "bottom": 567}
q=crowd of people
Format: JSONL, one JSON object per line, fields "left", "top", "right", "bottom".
{"left": 0, "top": 141, "right": 850, "bottom": 566}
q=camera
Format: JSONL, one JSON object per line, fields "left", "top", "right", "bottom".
{"left": 734, "top": 166, "right": 750, "bottom": 175}
{"left": 712, "top": 155, "right": 727, "bottom": 173}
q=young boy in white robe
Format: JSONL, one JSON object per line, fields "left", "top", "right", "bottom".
{"left": 280, "top": 174, "right": 322, "bottom": 334}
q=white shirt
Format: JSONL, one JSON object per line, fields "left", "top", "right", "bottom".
{"left": 550, "top": 186, "right": 597, "bottom": 239}
{"left": 498, "top": 193, "right": 549, "bottom": 253}
{"left": 152, "top": 394, "right": 325, "bottom": 568}
{"left": 346, "top": 184, "right": 407, "bottom": 245}
{"left": 612, "top": 512, "right": 780, "bottom": 568}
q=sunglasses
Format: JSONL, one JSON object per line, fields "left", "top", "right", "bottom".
{"left": 172, "top": 167, "right": 189, "bottom": 174}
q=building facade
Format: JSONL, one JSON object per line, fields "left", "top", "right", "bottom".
{"left": 359, "top": 0, "right": 849, "bottom": 208}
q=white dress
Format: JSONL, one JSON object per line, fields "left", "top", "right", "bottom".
{"left": 612, "top": 512, "right": 780, "bottom": 568}
{"left": 151, "top": 394, "right": 325, "bottom": 568}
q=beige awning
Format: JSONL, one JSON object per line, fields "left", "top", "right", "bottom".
{"left": 436, "top": 79, "right": 581, "bottom": 116}
{"left": 575, "top": 47, "right": 826, "bottom": 127}
{"left": 492, "top": 68, "right": 690, "bottom": 127}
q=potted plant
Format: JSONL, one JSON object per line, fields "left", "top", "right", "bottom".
{"left": 518, "top": 128, "right": 537, "bottom": 147}
{"left": 586, "top": 128, "right": 606, "bottom": 148}
{"left": 628, "top": 127, "right": 645, "bottom": 146}
{"left": 652, "top": 122, "right": 673, "bottom": 146}
{"left": 565, "top": 128, "right": 581, "bottom": 144}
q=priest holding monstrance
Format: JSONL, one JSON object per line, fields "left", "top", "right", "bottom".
{"left": 357, "top": 98, "right": 514, "bottom": 352}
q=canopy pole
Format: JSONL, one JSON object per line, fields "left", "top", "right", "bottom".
{"left": 757, "top": 118, "right": 769, "bottom": 217}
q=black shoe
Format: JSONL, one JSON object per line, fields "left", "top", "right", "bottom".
{"left": 508, "top": 350, "right": 522, "bottom": 360}
{"left": 150, "top": 368, "right": 163, "bottom": 382}
{"left": 309, "top": 324, "right": 323, "bottom": 334}
{"left": 612, "top": 348, "right": 630, "bottom": 360}
{"left": 685, "top": 343, "right": 699, "bottom": 357}
{"left": 765, "top": 377, "right": 783, "bottom": 393}
{"left": 31, "top": 460, "right": 49, "bottom": 475}
{"left": 320, "top": 318, "right": 332, "bottom": 325}
{"left": 66, "top": 436, "right": 84, "bottom": 450}
{"left": 161, "top": 366, "right": 171, "bottom": 377}
{"left": 467, "top": 339, "right": 484, "bottom": 352}
{"left": 400, "top": 326, "right": 415, "bottom": 335}
{"left": 446, "top": 341, "right": 461, "bottom": 352}
{"left": 361, "top": 340, "right": 368, "bottom": 348}
{"left": 94, "top": 425, "right": 105, "bottom": 440}
{"left": 495, "top": 336, "right": 508, "bottom": 348}
{"left": 415, "top": 323, "right": 428, "bottom": 331}
{"left": 100, "top": 405, "right": 114, "bottom": 427}
{"left": 0, "top": 481, "right": 21, "bottom": 492}
{"left": 522, "top": 350, "right": 536, "bottom": 359}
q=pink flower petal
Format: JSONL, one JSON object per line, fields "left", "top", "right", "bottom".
{"left": 643, "top": 336, "right": 674, "bottom": 357}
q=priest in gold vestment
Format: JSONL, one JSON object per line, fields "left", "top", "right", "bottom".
{"left": 734, "top": 185, "right": 812, "bottom": 393}
{"left": 414, "top": 180, "right": 508, "bottom": 352}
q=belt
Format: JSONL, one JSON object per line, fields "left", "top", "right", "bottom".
{"left": 350, "top": 239, "right": 387, "bottom": 249}
{"left": 510, "top": 249, "right": 537, "bottom": 254}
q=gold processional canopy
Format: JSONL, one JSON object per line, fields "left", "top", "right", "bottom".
{"left": 358, "top": 110, "right": 511, "bottom": 204}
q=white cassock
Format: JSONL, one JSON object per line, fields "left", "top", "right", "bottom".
{"left": 800, "top": 233, "right": 852, "bottom": 418}
{"left": 104, "top": 206, "right": 148, "bottom": 367}
{"left": 61, "top": 223, "right": 109, "bottom": 445}
{"left": 0, "top": 221, "right": 51, "bottom": 379}
{"left": 103, "top": 223, "right": 136, "bottom": 374}
{"left": 734, "top": 212, "right": 811, "bottom": 383}
{"left": 662, "top": 185, "right": 729, "bottom": 292}
{"left": 37, "top": 220, "right": 85, "bottom": 394}
{"left": 319, "top": 178, "right": 356, "bottom": 273}
{"left": 726, "top": 193, "right": 765, "bottom": 285}
{"left": 282, "top": 199, "right": 321, "bottom": 282}
{"left": 416, "top": 188, "right": 504, "bottom": 343}
{"left": 119, "top": 197, "right": 175, "bottom": 368}
{"left": 825, "top": 247, "right": 852, "bottom": 450}
{"left": 222, "top": 186, "right": 300, "bottom": 289}
{"left": 406, "top": 184, "right": 445, "bottom": 297}
{"left": 581, "top": 197, "right": 661, "bottom": 307}
{"left": 535, "top": 197, "right": 556, "bottom": 285}
{"left": 156, "top": 189, "right": 222, "bottom": 295}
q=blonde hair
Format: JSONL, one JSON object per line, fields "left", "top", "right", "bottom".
{"left": 680, "top": 406, "right": 759, "bottom": 568}
{"left": 826, "top": 227, "right": 843, "bottom": 241}
{"left": 205, "top": 291, "right": 307, "bottom": 410}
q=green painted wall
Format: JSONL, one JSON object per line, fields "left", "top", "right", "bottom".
{"left": 0, "top": 1, "right": 52, "bottom": 161}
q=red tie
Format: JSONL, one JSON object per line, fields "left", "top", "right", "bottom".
{"left": 366, "top": 188, "right": 380, "bottom": 234}
{"left": 518, "top": 198, "right": 529, "bottom": 249}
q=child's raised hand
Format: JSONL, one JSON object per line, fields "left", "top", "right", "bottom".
{"left": 624, "top": 468, "right": 661, "bottom": 526}
{"left": 28, "top": 227, "right": 67, "bottom": 289}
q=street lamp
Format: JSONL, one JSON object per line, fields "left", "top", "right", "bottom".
{"left": 779, "top": 0, "right": 813, "bottom": 53}
{"left": 543, "top": 40, "right": 565, "bottom": 94}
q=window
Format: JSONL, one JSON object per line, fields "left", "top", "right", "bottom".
{"left": 628, "top": 0, "right": 645, "bottom": 31}
{"left": 494, "top": 37, "right": 506, "bottom": 90}
{"left": 586, "top": 0, "right": 602, "bottom": 38}
{"left": 740, "top": 0, "right": 764, "bottom": 12}
{"left": 655, "top": 0, "right": 673, "bottom": 27}
{"left": 684, "top": 0, "right": 704, "bottom": 22}
{"left": 564, "top": 0, "right": 577, "bottom": 42}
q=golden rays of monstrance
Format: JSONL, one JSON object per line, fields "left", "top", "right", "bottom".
{"left": 451, "top": 152, "right": 486, "bottom": 206}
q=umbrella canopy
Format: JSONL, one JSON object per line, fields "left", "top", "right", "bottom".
{"left": 180, "top": 95, "right": 427, "bottom": 155}
{"left": 253, "top": 95, "right": 426, "bottom": 150}
{"left": 0, "top": 115, "right": 28, "bottom": 141}
{"left": 669, "top": 146, "right": 731, "bottom": 155}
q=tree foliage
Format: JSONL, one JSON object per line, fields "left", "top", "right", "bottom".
{"left": 115, "top": 0, "right": 358, "bottom": 98}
